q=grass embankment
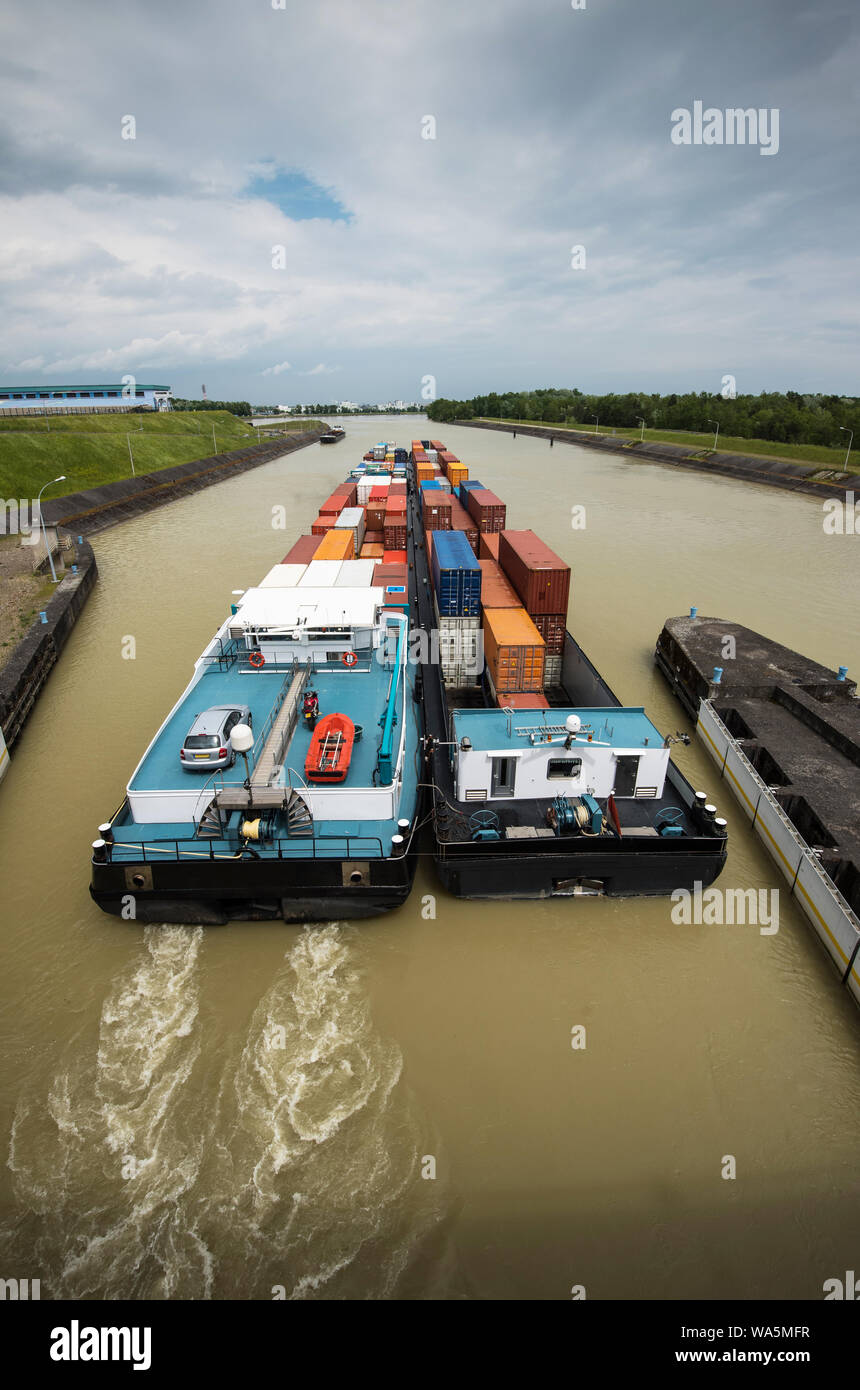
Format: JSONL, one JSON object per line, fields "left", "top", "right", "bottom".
{"left": 0, "top": 412, "right": 324, "bottom": 499}
{"left": 475, "top": 419, "right": 857, "bottom": 474}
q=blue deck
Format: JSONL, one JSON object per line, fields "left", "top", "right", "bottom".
{"left": 115, "top": 641, "right": 422, "bottom": 860}
{"left": 452, "top": 705, "right": 664, "bottom": 751}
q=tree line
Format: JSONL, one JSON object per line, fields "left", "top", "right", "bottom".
{"left": 426, "top": 387, "right": 860, "bottom": 449}
{"left": 171, "top": 398, "right": 252, "bottom": 416}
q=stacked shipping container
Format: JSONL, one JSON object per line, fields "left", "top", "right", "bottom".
{"left": 497, "top": 530, "right": 570, "bottom": 684}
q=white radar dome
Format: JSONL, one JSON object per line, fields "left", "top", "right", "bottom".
{"left": 565, "top": 715, "right": 582, "bottom": 734}
{"left": 230, "top": 723, "right": 254, "bottom": 753}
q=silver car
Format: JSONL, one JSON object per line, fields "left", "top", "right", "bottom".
{"left": 179, "top": 705, "right": 252, "bottom": 771}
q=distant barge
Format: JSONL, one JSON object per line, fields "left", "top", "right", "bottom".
{"left": 656, "top": 615, "right": 860, "bottom": 1004}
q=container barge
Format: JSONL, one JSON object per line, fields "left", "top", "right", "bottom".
{"left": 410, "top": 439, "right": 729, "bottom": 899}
{"left": 89, "top": 454, "right": 422, "bottom": 924}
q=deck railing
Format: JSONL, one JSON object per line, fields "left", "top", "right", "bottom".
{"left": 106, "top": 833, "right": 387, "bottom": 863}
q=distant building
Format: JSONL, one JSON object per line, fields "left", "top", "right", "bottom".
{"left": 0, "top": 383, "right": 173, "bottom": 413}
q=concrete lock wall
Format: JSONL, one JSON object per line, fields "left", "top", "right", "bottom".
{"left": 456, "top": 421, "right": 856, "bottom": 502}
{"left": 697, "top": 699, "right": 860, "bottom": 1005}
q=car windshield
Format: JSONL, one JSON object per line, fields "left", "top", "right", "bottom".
{"left": 185, "top": 735, "right": 220, "bottom": 749}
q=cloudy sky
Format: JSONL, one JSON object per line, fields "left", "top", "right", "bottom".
{"left": 1, "top": 0, "right": 858, "bottom": 403}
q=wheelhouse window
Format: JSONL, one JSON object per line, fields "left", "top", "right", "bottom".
{"left": 547, "top": 758, "right": 582, "bottom": 779}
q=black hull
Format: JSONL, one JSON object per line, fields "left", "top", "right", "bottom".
{"left": 434, "top": 841, "right": 725, "bottom": 899}
{"left": 90, "top": 844, "right": 419, "bottom": 924}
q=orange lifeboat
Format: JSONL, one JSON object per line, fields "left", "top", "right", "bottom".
{"left": 304, "top": 713, "right": 355, "bottom": 783}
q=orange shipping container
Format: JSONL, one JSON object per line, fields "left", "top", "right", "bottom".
{"left": 383, "top": 549, "right": 407, "bottom": 564}
{"left": 496, "top": 691, "right": 550, "bottom": 710}
{"left": 478, "top": 558, "right": 521, "bottom": 608}
{"left": 314, "top": 528, "right": 355, "bottom": 561}
{"left": 482, "top": 608, "right": 546, "bottom": 693}
{"left": 479, "top": 532, "right": 500, "bottom": 561}
{"left": 360, "top": 543, "right": 385, "bottom": 559}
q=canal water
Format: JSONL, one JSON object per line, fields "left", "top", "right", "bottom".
{"left": 1, "top": 416, "right": 858, "bottom": 1300}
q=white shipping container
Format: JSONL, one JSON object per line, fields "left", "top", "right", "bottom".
{"left": 299, "top": 560, "right": 343, "bottom": 587}
{"left": 336, "top": 559, "right": 377, "bottom": 586}
{"left": 257, "top": 564, "right": 307, "bottom": 588}
{"left": 357, "top": 476, "right": 392, "bottom": 505}
{"left": 334, "top": 506, "right": 366, "bottom": 556}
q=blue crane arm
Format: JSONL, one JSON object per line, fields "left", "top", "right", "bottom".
{"left": 377, "top": 615, "right": 406, "bottom": 785}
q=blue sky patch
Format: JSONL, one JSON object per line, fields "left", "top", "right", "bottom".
{"left": 244, "top": 165, "right": 351, "bottom": 222}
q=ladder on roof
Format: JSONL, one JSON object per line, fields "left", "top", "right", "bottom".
{"left": 514, "top": 724, "right": 572, "bottom": 738}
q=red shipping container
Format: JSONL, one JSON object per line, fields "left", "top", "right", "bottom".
{"left": 333, "top": 482, "right": 357, "bottom": 505}
{"left": 530, "top": 611, "right": 567, "bottom": 654}
{"left": 311, "top": 516, "right": 336, "bottom": 535}
{"left": 449, "top": 497, "right": 479, "bottom": 553}
{"left": 369, "top": 486, "right": 388, "bottom": 500}
{"left": 384, "top": 496, "right": 407, "bottom": 514}
{"left": 383, "top": 549, "right": 407, "bottom": 564}
{"left": 282, "top": 534, "right": 321, "bottom": 564}
{"left": 364, "top": 528, "right": 384, "bottom": 546}
{"left": 384, "top": 521, "right": 407, "bottom": 549}
{"left": 498, "top": 530, "right": 571, "bottom": 615}
{"left": 389, "top": 482, "right": 407, "bottom": 496}
{"left": 466, "top": 488, "right": 507, "bottom": 534}
{"left": 479, "top": 532, "right": 500, "bottom": 561}
{"left": 366, "top": 504, "right": 387, "bottom": 529}
{"left": 318, "top": 493, "right": 346, "bottom": 516}
{"left": 423, "top": 494, "right": 452, "bottom": 530}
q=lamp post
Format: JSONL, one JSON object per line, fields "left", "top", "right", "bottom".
{"left": 591, "top": 414, "right": 599, "bottom": 434}
{"left": 708, "top": 418, "right": 720, "bottom": 452}
{"left": 637, "top": 417, "right": 646, "bottom": 442}
{"left": 36, "top": 475, "right": 67, "bottom": 583}
{"left": 839, "top": 426, "right": 853, "bottom": 470}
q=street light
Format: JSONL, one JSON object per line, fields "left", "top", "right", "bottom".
{"left": 37, "top": 475, "right": 66, "bottom": 583}
{"left": 839, "top": 426, "right": 853, "bottom": 470}
{"left": 637, "top": 417, "right": 646, "bottom": 442}
{"left": 591, "top": 414, "right": 599, "bottom": 434}
{"left": 707, "top": 418, "right": 720, "bottom": 452}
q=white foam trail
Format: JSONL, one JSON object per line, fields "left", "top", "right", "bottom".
{"left": 199, "top": 924, "right": 451, "bottom": 1299}
{"left": 3, "top": 922, "right": 458, "bottom": 1299}
{"left": 4, "top": 926, "right": 213, "bottom": 1299}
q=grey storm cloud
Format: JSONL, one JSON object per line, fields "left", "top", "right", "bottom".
{"left": 0, "top": 0, "right": 858, "bottom": 399}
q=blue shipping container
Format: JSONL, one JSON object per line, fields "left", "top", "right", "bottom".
{"left": 459, "top": 479, "right": 485, "bottom": 495}
{"left": 431, "top": 530, "right": 482, "bottom": 617}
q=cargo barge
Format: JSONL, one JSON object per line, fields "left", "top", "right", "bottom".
{"left": 656, "top": 615, "right": 860, "bottom": 1003}
{"left": 90, "top": 460, "right": 422, "bottom": 924}
{"left": 409, "top": 440, "right": 729, "bottom": 899}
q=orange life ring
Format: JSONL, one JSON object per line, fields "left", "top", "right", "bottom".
{"left": 249, "top": 649, "right": 265, "bottom": 668}
{"left": 342, "top": 651, "right": 358, "bottom": 668}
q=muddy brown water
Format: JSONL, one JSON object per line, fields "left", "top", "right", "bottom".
{"left": 1, "top": 416, "right": 858, "bottom": 1300}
